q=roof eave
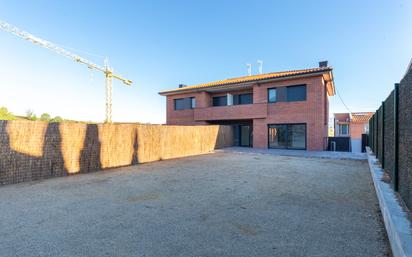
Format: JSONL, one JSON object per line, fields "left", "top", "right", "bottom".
{"left": 159, "top": 69, "right": 333, "bottom": 96}
{"left": 323, "top": 70, "right": 335, "bottom": 96}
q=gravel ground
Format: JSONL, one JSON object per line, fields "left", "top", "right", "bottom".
{"left": 0, "top": 152, "right": 390, "bottom": 257}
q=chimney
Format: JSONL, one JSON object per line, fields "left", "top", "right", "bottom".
{"left": 319, "top": 61, "right": 328, "bottom": 68}
{"left": 179, "top": 84, "right": 187, "bottom": 88}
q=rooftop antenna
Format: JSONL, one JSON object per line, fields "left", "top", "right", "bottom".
{"left": 247, "top": 63, "right": 252, "bottom": 76}
{"left": 257, "top": 60, "right": 263, "bottom": 74}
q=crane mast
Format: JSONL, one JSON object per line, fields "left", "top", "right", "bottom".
{"left": 0, "top": 19, "right": 132, "bottom": 123}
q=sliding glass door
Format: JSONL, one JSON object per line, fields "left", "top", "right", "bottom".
{"left": 240, "top": 125, "right": 252, "bottom": 147}
{"left": 268, "top": 124, "right": 306, "bottom": 150}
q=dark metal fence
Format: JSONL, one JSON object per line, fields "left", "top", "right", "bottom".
{"left": 327, "top": 137, "right": 350, "bottom": 152}
{"left": 369, "top": 69, "right": 412, "bottom": 209}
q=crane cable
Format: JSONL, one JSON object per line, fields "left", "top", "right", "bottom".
{"left": 55, "top": 43, "right": 104, "bottom": 59}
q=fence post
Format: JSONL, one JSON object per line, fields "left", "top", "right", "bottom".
{"left": 368, "top": 115, "right": 373, "bottom": 149}
{"left": 373, "top": 114, "right": 375, "bottom": 152}
{"left": 372, "top": 114, "right": 374, "bottom": 152}
{"left": 394, "top": 83, "right": 399, "bottom": 191}
{"left": 371, "top": 115, "right": 374, "bottom": 151}
{"left": 381, "top": 101, "right": 385, "bottom": 169}
{"left": 373, "top": 113, "right": 375, "bottom": 152}
{"left": 376, "top": 107, "right": 379, "bottom": 158}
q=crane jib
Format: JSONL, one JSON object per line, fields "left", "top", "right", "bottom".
{"left": 0, "top": 19, "right": 133, "bottom": 123}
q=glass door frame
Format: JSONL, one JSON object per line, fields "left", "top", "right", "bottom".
{"left": 267, "top": 123, "right": 307, "bottom": 150}
{"left": 239, "top": 125, "right": 253, "bottom": 147}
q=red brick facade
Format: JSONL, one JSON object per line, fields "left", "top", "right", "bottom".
{"left": 334, "top": 112, "right": 373, "bottom": 139}
{"left": 160, "top": 68, "right": 334, "bottom": 151}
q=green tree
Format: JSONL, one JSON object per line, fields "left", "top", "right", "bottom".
{"left": 0, "top": 107, "right": 15, "bottom": 120}
{"left": 40, "top": 113, "right": 51, "bottom": 121}
{"left": 50, "top": 116, "right": 63, "bottom": 123}
{"left": 26, "top": 109, "right": 37, "bottom": 121}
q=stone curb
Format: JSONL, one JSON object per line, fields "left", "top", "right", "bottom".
{"left": 366, "top": 147, "right": 412, "bottom": 257}
{"left": 216, "top": 147, "right": 367, "bottom": 161}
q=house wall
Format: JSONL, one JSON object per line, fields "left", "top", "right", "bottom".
{"left": 350, "top": 122, "right": 367, "bottom": 139}
{"left": 166, "top": 92, "right": 205, "bottom": 125}
{"left": 252, "top": 76, "right": 328, "bottom": 150}
{"left": 165, "top": 75, "right": 329, "bottom": 150}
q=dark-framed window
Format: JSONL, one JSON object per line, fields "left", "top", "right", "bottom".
{"left": 190, "top": 97, "right": 196, "bottom": 109}
{"left": 174, "top": 98, "right": 186, "bottom": 110}
{"left": 268, "top": 88, "right": 277, "bottom": 103}
{"left": 287, "top": 85, "right": 306, "bottom": 101}
{"left": 268, "top": 84, "right": 307, "bottom": 103}
{"left": 233, "top": 93, "right": 253, "bottom": 105}
{"left": 213, "top": 96, "right": 227, "bottom": 106}
{"left": 174, "top": 97, "right": 195, "bottom": 110}
{"left": 238, "top": 93, "right": 252, "bottom": 104}
{"left": 268, "top": 123, "right": 306, "bottom": 150}
{"left": 268, "top": 87, "right": 287, "bottom": 102}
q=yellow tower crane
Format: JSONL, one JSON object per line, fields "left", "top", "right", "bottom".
{"left": 0, "top": 19, "right": 132, "bottom": 123}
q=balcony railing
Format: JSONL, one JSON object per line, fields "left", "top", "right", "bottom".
{"left": 194, "top": 103, "right": 267, "bottom": 121}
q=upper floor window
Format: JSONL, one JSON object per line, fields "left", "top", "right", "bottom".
{"left": 339, "top": 124, "right": 349, "bottom": 135}
{"left": 190, "top": 97, "right": 196, "bottom": 109}
{"left": 213, "top": 96, "right": 227, "bottom": 106}
{"left": 174, "top": 98, "right": 185, "bottom": 110}
{"left": 174, "top": 97, "right": 195, "bottom": 110}
{"left": 268, "top": 88, "right": 277, "bottom": 103}
{"left": 287, "top": 85, "right": 306, "bottom": 101}
{"left": 268, "top": 84, "right": 307, "bottom": 103}
{"left": 233, "top": 93, "right": 253, "bottom": 105}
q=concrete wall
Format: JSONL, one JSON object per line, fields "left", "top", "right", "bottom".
{"left": 0, "top": 121, "right": 233, "bottom": 185}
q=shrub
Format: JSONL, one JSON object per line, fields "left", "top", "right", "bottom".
{"left": 40, "top": 113, "right": 52, "bottom": 121}
{"left": 50, "top": 116, "right": 63, "bottom": 123}
{"left": 0, "top": 107, "right": 15, "bottom": 120}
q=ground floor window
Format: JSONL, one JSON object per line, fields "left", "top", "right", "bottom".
{"left": 268, "top": 123, "right": 306, "bottom": 149}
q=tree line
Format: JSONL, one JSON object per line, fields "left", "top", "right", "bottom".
{"left": 0, "top": 107, "right": 63, "bottom": 122}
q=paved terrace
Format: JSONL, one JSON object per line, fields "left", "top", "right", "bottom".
{"left": 218, "top": 146, "right": 368, "bottom": 160}
{"left": 0, "top": 151, "right": 388, "bottom": 257}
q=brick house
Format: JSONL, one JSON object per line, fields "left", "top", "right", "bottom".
{"left": 159, "top": 63, "right": 335, "bottom": 150}
{"left": 334, "top": 112, "right": 373, "bottom": 152}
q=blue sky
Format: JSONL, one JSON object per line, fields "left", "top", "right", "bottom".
{"left": 1, "top": 0, "right": 411, "bottom": 123}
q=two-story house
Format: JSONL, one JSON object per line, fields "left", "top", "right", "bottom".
{"left": 159, "top": 62, "right": 335, "bottom": 150}
{"left": 334, "top": 112, "right": 373, "bottom": 152}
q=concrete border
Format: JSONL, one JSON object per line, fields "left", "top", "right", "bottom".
{"left": 366, "top": 147, "right": 412, "bottom": 257}
{"left": 217, "top": 147, "right": 367, "bottom": 160}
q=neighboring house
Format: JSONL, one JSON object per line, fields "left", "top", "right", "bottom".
{"left": 334, "top": 112, "right": 373, "bottom": 152}
{"left": 159, "top": 62, "right": 335, "bottom": 150}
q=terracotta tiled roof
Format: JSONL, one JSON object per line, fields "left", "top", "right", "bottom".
{"left": 351, "top": 112, "right": 374, "bottom": 123}
{"left": 159, "top": 66, "right": 333, "bottom": 95}
{"left": 335, "top": 112, "right": 374, "bottom": 123}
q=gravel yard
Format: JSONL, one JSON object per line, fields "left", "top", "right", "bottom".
{"left": 0, "top": 152, "right": 390, "bottom": 257}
